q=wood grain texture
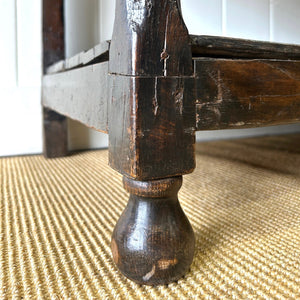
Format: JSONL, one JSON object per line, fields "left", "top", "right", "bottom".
{"left": 112, "top": 176, "right": 195, "bottom": 285}
{"left": 195, "top": 58, "right": 300, "bottom": 130}
{"left": 43, "top": 62, "right": 109, "bottom": 133}
{"left": 42, "top": 0, "right": 68, "bottom": 158}
{"left": 108, "top": 0, "right": 195, "bottom": 181}
{"left": 109, "top": 75, "right": 195, "bottom": 180}
{"left": 191, "top": 35, "right": 300, "bottom": 60}
{"left": 109, "top": 0, "right": 192, "bottom": 76}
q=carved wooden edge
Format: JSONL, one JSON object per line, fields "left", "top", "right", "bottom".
{"left": 42, "top": 0, "right": 68, "bottom": 158}
{"left": 123, "top": 176, "right": 182, "bottom": 198}
{"left": 46, "top": 41, "right": 110, "bottom": 74}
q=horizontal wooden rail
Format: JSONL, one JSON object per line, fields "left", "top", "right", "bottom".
{"left": 195, "top": 58, "right": 300, "bottom": 130}
{"left": 46, "top": 41, "right": 110, "bottom": 74}
{"left": 46, "top": 35, "right": 300, "bottom": 75}
{"left": 43, "top": 61, "right": 109, "bottom": 133}
{"left": 43, "top": 37, "right": 300, "bottom": 134}
{"left": 191, "top": 35, "right": 300, "bottom": 60}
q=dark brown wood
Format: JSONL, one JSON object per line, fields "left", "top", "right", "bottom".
{"left": 111, "top": 176, "right": 195, "bottom": 286}
{"left": 109, "top": 0, "right": 192, "bottom": 76}
{"left": 109, "top": 0, "right": 196, "bottom": 286}
{"left": 108, "top": 0, "right": 195, "bottom": 181}
{"left": 43, "top": 0, "right": 65, "bottom": 73}
{"left": 191, "top": 35, "right": 300, "bottom": 60}
{"left": 195, "top": 58, "right": 300, "bottom": 130}
{"left": 43, "top": 62, "right": 109, "bottom": 133}
{"left": 41, "top": 0, "right": 300, "bottom": 287}
{"left": 42, "top": 0, "right": 68, "bottom": 158}
{"left": 109, "top": 75, "right": 195, "bottom": 180}
{"left": 43, "top": 107, "right": 68, "bottom": 158}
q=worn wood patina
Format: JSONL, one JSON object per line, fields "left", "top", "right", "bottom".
{"left": 112, "top": 176, "right": 195, "bottom": 285}
{"left": 42, "top": 0, "right": 300, "bottom": 286}
{"left": 195, "top": 58, "right": 300, "bottom": 130}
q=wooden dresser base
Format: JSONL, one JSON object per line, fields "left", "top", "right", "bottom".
{"left": 42, "top": 0, "right": 300, "bottom": 286}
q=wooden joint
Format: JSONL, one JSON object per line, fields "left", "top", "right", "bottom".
{"left": 108, "top": 74, "right": 196, "bottom": 180}
{"left": 123, "top": 176, "right": 182, "bottom": 198}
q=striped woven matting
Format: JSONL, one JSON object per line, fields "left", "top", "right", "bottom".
{"left": 1, "top": 134, "right": 300, "bottom": 299}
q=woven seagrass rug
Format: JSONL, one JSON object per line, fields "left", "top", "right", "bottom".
{"left": 1, "top": 134, "right": 300, "bottom": 299}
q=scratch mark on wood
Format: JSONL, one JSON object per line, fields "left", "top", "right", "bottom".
{"left": 152, "top": 77, "right": 159, "bottom": 116}
{"left": 217, "top": 70, "right": 223, "bottom": 103}
{"left": 265, "top": 62, "right": 298, "bottom": 80}
{"left": 143, "top": 265, "right": 156, "bottom": 281}
{"left": 163, "top": 13, "right": 170, "bottom": 76}
{"left": 229, "top": 121, "right": 245, "bottom": 126}
{"left": 174, "top": 87, "right": 184, "bottom": 115}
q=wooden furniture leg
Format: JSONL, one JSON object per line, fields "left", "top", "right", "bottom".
{"left": 112, "top": 176, "right": 195, "bottom": 285}
{"left": 43, "top": 108, "right": 68, "bottom": 158}
{"left": 42, "top": 0, "right": 68, "bottom": 158}
{"left": 42, "top": 0, "right": 300, "bottom": 286}
{"left": 109, "top": 0, "right": 196, "bottom": 284}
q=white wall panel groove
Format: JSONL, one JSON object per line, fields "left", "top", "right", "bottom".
{"left": 0, "top": 0, "right": 42, "bottom": 156}
{"left": 0, "top": 0, "right": 17, "bottom": 88}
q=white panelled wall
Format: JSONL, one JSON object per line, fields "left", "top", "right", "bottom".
{"left": 0, "top": 0, "right": 300, "bottom": 156}
{"left": 0, "top": 0, "right": 42, "bottom": 156}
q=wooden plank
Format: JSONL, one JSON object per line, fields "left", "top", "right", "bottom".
{"left": 191, "top": 35, "right": 300, "bottom": 60}
{"left": 43, "top": 62, "right": 109, "bottom": 133}
{"left": 46, "top": 41, "right": 110, "bottom": 74}
{"left": 195, "top": 58, "right": 300, "bottom": 130}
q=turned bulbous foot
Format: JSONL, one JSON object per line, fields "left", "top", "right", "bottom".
{"left": 111, "top": 176, "right": 195, "bottom": 286}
